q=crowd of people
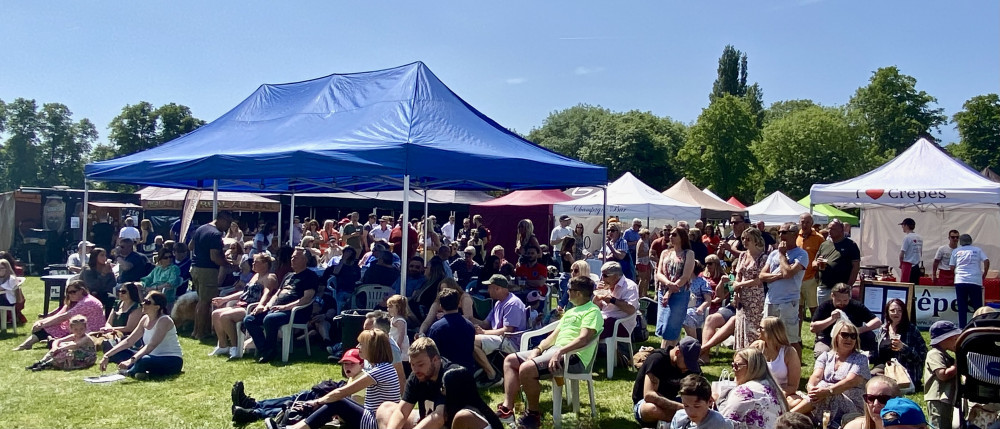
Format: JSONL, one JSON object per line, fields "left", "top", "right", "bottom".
{"left": 2, "top": 208, "right": 992, "bottom": 429}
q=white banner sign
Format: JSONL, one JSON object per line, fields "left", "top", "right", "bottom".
{"left": 914, "top": 285, "right": 959, "bottom": 329}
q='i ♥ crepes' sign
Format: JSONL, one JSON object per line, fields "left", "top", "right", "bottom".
{"left": 855, "top": 189, "right": 948, "bottom": 203}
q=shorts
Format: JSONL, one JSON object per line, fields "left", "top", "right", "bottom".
{"left": 817, "top": 285, "right": 833, "bottom": 306}
{"left": 764, "top": 301, "right": 801, "bottom": 343}
{"left": 190, "top": 266, "right": 220, "bottom": 300}
{"left": 633, "top": 399, "right": 646, "bottom": 423}
{"left": 683, "top": 307, "right": 706, "bottom": 329}
{"left": 716, "top": 305, "right": 735, "bottom": 322}
{"left": 478, "top": 334, "right": 515, "bottom": 355}
{"left": 800, "top": 278, "right": 819, "bottom": 309}
{"left": 514, "top": 348, "right": 583, "bottom": 379}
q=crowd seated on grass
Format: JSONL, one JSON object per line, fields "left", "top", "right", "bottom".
{"left": 3, "top": 210, "right": 994, "bottom": 428}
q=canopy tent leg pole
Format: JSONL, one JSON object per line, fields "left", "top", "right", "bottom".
{"left": 602, "top": 186, "right": 607, "bottom": 255}
{"left": 289, "top": 191, "right": 296, "bottom": 246}
{"left": 212, "top": 180, "right": 218, "bottom": 218}
{"left": 276, "top": 198, "right": 282, "bottom": 249}
{"left": 401, "top": 175, "right": 411, "bottom": 297}
{"left": 82, "top": 181, "right": 89, "bottom": 260}
{"left": 423, "top": 189, "right": 429, "bottom": 257}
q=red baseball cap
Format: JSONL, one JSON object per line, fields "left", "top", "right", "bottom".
{"left": 339, "top": 348, "right": 362, "bottom": 364}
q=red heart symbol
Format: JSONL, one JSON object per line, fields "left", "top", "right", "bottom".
{"left": 865, "top": 189, "right": 884, "bottom": 200}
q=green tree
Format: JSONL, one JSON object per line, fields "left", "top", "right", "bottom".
{"left": 1, "top": 98, "right": 41, "bottom": 190}
{"left": 951, "top": 94, "right": 1000, "bottom": 171}
{"left": 764, "top": 99, "right": 818, "bottom": 125}
{"left": 155, "top": 103, "right": 205, "bottom": 144}
{"left": 106, "top": 101, "right": 159, "bottom": 158}
{"left": 711, "top": 45, "right": 748, "bottom": 100}
{"left": 847, "top": 66, "right": 947, "bottom": 164}
{"left": 753, "top": 106, "right": 861, "bottom": 200}
{"left": 677, "top": 94, "right": 759, "bottom": 201}
{"left": 576, "top": 110, "right": 686, "bottom": 190}
{"left": 528, "top": 104, "right": 612, "bottom": 159}
{"left": 37, "top": 103, "right": 97, "bottom": 188}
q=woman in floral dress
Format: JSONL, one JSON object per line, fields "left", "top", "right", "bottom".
{"left": 733, "top": 227, "right": 769, "bottom": 349}
{"left": 717, "top": 347, "right": 787, "bottom": 429}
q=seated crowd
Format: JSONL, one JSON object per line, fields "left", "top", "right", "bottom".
{"left": 4, "top": 210, "right": 983, "bottom": 429}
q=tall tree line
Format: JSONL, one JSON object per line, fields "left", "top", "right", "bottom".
{"left": 530, "top": 45, "right": 997, "bottom": 203}
{"left": 0, "top": 100, "right": 203, "bottom": 192}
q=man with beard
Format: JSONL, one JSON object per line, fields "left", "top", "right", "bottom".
{"left": 376, "top": 337, "right": 461, "bottom": 429}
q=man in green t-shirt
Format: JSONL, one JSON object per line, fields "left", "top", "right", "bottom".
{"left": 494, "top": 276, "right": 603, "bottom": 429}
{"left": 340, "top": 212, "right": 366, "bottom": 254}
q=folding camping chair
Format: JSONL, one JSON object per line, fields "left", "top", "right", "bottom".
{"left": 956, "top": 312, "right": 1000, "bottom": 428}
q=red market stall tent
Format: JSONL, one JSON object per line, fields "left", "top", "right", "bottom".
{"left": 470, "top": 190, "right": 574, "bottom": 263}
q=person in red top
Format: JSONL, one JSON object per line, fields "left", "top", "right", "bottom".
{"left": 649, "top": 225, "right": 671, "bottom": 271}
{"left": 702, "top": 225, "right": 720, "bottom": 255}
{"left": 389, "top": 215, "right": 419, "bottom": 262}
{"left": 514, "top": 245, "right": 548, "bottom": 295}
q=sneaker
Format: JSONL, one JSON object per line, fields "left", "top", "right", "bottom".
{"left": 134, "top": 372, "right": 149, "bottom": 381}
{"left": 229, "top": 346, "right": 244, "bottom": 360}
{"left": 495, "top": 404, "right": 514, "bottom": 422}
{"left": 515, "top": 411, "right": 541, "bottom": 429}
{"left": 264, "top": 417, "right": 280, "bottom": 429}
{"left": 477, "top": 370, "right": 503, "bottom": 389}
{"left": 209, "top": 346, "right": 231, "bottom": 356}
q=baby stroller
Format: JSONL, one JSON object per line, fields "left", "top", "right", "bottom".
{"left": 956, "top": 312, "right": 1000, "bottom": 429}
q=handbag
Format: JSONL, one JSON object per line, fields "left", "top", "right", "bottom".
{"left": 885, "top": 358, "right": 914, "bottom": 391}
{"left": 711, "top": 369, "right": 737, "bottom": 399}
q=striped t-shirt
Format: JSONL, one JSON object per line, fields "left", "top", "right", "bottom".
{"left": 361, "top": 362, "right": 401, "bottom": 429}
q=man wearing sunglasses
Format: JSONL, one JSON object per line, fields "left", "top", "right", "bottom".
{"left": 243, "top": 247, "right": 319, "bottom": 364}
{"left": 810, "top": 283, "right": 881, "bottom": 359}
{"left": 931, "top": 229, "right": 959, "bottom": 286}
{"left": 760, "top": 222, "right": 809, "bottom": 357}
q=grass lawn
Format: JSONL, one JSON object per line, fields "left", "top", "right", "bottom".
{"left": 0, "top": 277, "right": 928, "bottom": 428}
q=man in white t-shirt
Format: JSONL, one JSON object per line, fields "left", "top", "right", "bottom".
{"left": 371, "top": 216, "right": 393, "bottom": 243}
{"left": 932, "top": 229, "right": 959, "bottom": 285}
{"left": 898, "top": 218, "right": 923, "bottom": 284}
{"left": 440, "top": 215, "right": 456, "bottom": 244}
{"left": 549, "top": 215, "right": 573, "bottom": 248}
{"left": 117, "top": 217, "right": 141, "bottom": 244}
{"left": 950, "top": 234, "right": 990, "bottom": 328}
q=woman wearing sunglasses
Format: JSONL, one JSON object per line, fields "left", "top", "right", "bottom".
{"left": 716, "top": 347, "right": 788, "bottom": 429}
{"left": 100, "top": 291, "right": 183, "bottom": 380}
{"left": 140, "top": 248, "right": 181, "bottom": 308}
{"left": 843, "top": 376, "right": 901, "bottom": 429}
{"left": 791, "top": 320, "right": 870, "bottom": 425}
{"left": 14, "top": 280, "right": 105, "bottom": 351}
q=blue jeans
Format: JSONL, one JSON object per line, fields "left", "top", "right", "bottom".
{"left": 655, "top": 286, "right": 689, "bottom": 342}
{"left": 243, "top": 309, "right": 311, "bottom": 358}
{"left": 955, "top": 283, "right": 983, "bottom": 328}
{"left": 336, "top": 290, "right": 353, "bottom": 314}
{"left": 254, "top": 389, "right": 318, "bottom": 418}
{"left": 557, "top": 274, "right": 571, "bottom": 309}
{"left": 127, "top": 355, "right": 183, "bottom": 378}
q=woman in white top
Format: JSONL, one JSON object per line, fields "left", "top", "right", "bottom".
{"left": 751, "top": 316, "right": 802, "bottom": 406}
{"left": 100, "top": 291, "right": 183, "bottom": 379}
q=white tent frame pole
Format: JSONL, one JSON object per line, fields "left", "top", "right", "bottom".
{"left": 289, "top": 191, "right": 296, "bottom": 246}
{"left": 401, "top": 175, "right": 410, "bottom": 297}
{"left": 82, "top": 181, "right": 89, "bottom": 260}
{"left": 276, "top": 199, "right": 282, "bottom": 248}
{"left": 602, "top": 186, "right": 607, "bottom": 252}
{"left": 212, "top": 180, "right": 219, "bottom": 218}
{"left": 423, "top": 189, "right": 429, "bottom": 256}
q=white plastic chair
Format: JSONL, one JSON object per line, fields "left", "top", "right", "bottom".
{"left": 553, "top": 337, "right": 599, "bottom": 429}
{"left": 0, "top": 277, "right": 24, "bottom": 335}
{"left": 603, "top": 312, "right": 638, "bottom": 378}
{"left": 351, "top": 284, "right": 394, "bottom": 309}
{"left": 280, "top": 300, "right": 315, "bottom": 363}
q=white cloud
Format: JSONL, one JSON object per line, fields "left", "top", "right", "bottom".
{"left": 574, "top": 66, "right": 605, "bottom": 75}
{"left": 505, "top": 77, "right": 526, "bottom": 85}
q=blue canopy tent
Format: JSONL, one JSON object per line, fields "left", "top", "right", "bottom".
{"left": 85, "top": 62, "right": 607, "bottom": 293}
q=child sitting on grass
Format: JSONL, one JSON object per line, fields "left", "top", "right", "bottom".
{"left": 671, "top": 374, "right": 733, "bottom": 429}
{"left": 26, "top": 315, "right": 97, "bottom": 371}
{"left": 923, "top": 320, "right": 961, "bottom": 429}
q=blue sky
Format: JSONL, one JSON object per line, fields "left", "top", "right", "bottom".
{"left": 1, "top": 1, "right": 996, "bottom": 146}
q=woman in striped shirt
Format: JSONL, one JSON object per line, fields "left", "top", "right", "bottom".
{"left": 274, "top": 329, "right": 400, "bottom": 429}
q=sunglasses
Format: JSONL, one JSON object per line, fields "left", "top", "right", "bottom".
{"left": 118, "top": 289, "right": 128, "bottom": 295}
{"left": 839, "top": 332, "right": 858, "bottom": 340}
{"left": 731, "top": 361, "right": 746, "bottom": 370}
{"left": 777, "top": 230, "right": 790, "bottom": 234}
{"left": 66, "top": 289, "right": 81, "bottom": 294}
{"left": 669, "top": 233, "right": 679, "bottom": 237}
{"left": 571, "top": 269, "right": 580, "bottom": 273}
{"left": 863, "top": 394, "right": 893, "bottom": 404}
{"left": 141, "top": 299, "right": 153, "bottom": 306}
{"left": 601, "top": 273, "right": 612, "bottom": 278}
